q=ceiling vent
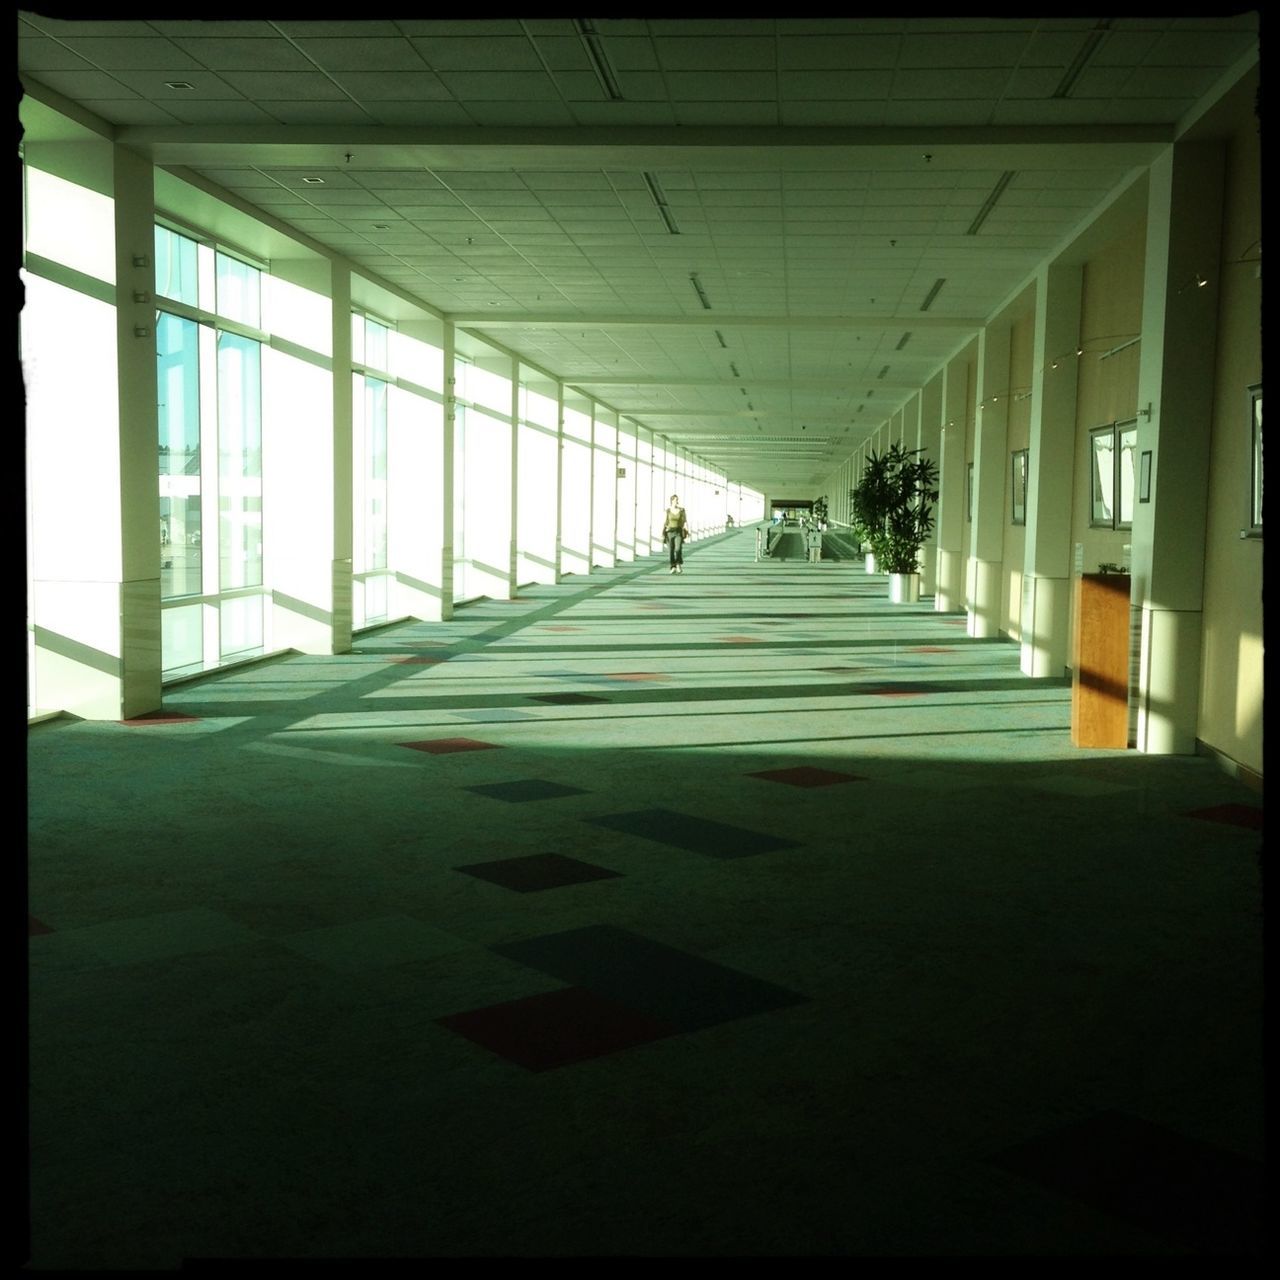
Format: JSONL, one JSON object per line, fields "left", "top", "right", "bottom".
{"left": 689, "top": 273, "right": 712, "bottom": 311}
{"left": 895, "top": 332, "right": 912, "bottom": 351}
{"left": 877, "top": 365, "right": 890, "bottom": 379}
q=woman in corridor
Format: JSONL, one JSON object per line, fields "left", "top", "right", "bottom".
{"left": 663, "top": 494, "right": 689, "bottom": 574}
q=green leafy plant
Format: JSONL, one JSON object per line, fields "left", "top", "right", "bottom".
{"left": 849, "top": 449, "right": 893, "bottom": 551}
{"left": 873, "top": 443, "right": 940, "bottom": 574}
{"left": 813, "top": 495, "right": 829, "bottom": 524}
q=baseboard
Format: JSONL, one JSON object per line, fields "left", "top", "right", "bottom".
{"left": 1195, "top": 739, "right": 1263, "bottom": 793}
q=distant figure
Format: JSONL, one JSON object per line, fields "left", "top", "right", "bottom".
{"left": 663, "top": 494, "right": 689, "bottom": 575}
{"left": 726, "top": 513, "right": 734, "bottom": 529}
{"left": 806, "top": 524, "right": 823, "bottom": 563}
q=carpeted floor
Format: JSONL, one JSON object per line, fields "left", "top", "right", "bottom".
{"left": 25, "top": 528, "right": 1264, "bottom": 1264}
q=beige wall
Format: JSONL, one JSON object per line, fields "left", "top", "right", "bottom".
{"left": 1002, "top": 310, "right": 1036, "bottom": 636}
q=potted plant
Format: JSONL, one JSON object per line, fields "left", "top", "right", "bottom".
{"left": 849, "top": 449, "right": 892, "bottom": 573}
{"left": 873, "top": 442, "right": 940, "bottom": 603}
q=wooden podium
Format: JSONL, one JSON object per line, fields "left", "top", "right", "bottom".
{"left": 1071, "top": 572, "right": 1131, "bottom": 748}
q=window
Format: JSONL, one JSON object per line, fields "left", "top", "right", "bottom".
{"left": 1090, "top": 419, "right": 1138, "bottom": 529}
{"left": 1011, "top": 449, "right": 1027, "bottom": 526}
{"left": 1249, "top": 383, "right": 1262, "bottom": 534}
{"left": 966, "top": 462, "right": 974, "bottom": 522}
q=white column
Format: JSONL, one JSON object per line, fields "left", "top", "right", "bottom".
{"left": 969, "top": 325, "right": 1010, "bottom": 638}
{"left": 440, "top": 323, "right": 456, "bottom": 614}
{"left": 934, "top": 355, "right": 969, "bottom": 613}
{"left": 1132, "top": 141, "right": 1226, "bottom": 753}
{"left": 1020, "top": 263, "right": 1082, "bottom": 677}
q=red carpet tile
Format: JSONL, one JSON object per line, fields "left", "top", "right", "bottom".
{"left": 436, "top": 986, "right": 678, "bottom": 1071}
{"left": 1184, "top": 803, "right": 1263, "bottom": 830}
{"left": 540, "top": 625, "right": 583, "bottom": 632}
{"left": 748, "top": 766, "right": 867, "bottom": 788}
{"left": 121, "top": 713, "right": 200, "bottom": 725}
{"left": 399, "top": 738, "right": 503, "bottom": 754}
{"left": 717, "top": 635, "right": 764, "bottom": 644}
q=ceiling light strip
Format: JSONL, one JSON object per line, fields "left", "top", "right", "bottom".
{"left": 895, "top": 331, "right": 912, "bottom": 350}
{"left": 574, "top": 19, "right": 625, "bottom": 101}
{"left": 1053, "top": 19, "right": 1114, "bottom": 99}
{"left": 642, "top": 172, "right": 680, "bottom": 235}
{"left": 689, "top": 273, "right": 712, "bottom": 311}
{"left": 966, "top": 173, "right": 1016, "bottom": 236}
{"left": 920, "top": 278, "right": 946, "bottom": 311}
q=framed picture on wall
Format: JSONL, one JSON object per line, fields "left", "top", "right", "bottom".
{"left": 1248, "top": 382, "right": 1262, "bottom": 534}
{"left": 1139, "top": 450, "right": 1152, "bottom": 503}
{"left": 1011, "top": 449, "right": 1027, "bottom": 525}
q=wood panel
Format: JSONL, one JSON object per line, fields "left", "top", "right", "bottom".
{"left": 1072, "top": 573, "right": 1131, "bottom": 749}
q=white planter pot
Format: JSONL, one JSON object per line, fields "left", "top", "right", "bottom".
{"left": 864, "top": 552, "right": 879, "bottom": 574}
{"left": 888, "top": 572, "right": 921, "bottom": 604}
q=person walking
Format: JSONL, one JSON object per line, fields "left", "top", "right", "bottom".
{"left": 663, "top": 494, "right": 689, "bottom": 574}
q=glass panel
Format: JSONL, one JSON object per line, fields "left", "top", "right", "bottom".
{"left": 1250, "top": 384, "right": 1263, "bottom": 531}
{"left": 365, "top": 378, "right": 388, "bottom": 571}
{"left": 1116, "top": 421, "right": 1137, "bottom": 528}
{"left": 1090, "top": 425, "right": 1115, "bottom": 527}
{"left": 364, "top": 317, "right": 389, "bottom": 373}
{"left": 220, "top": 594, "right": 263, "bottom": 660}
{"left": 1011, "top": 449, "right": 1027, "bottom": 526}
{"left": 350, "top": 312, "right": 365, "bottom": 366}
{"left": 154, "top": 225, "right": 198, "bottom": 306}
{"left": 161, "top": 602, "right": 203, "bottom": 675}
{"left": 156, "top": 311, "right": 202, "bottom": 598}
{"left": 215, "top": 252, "right": 261, "bottom": 328}
{"left": 364, "top": 573, "right": 389, "bottom": 625}
{"left": 217, "top": 332, "right": 263, "bottom": 590}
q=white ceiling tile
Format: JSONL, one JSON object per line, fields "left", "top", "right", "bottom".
{"left": 890, "top": 68, "right": 1011, "bottom": 99}
{"left": 672, "top": 103, "right": 781, "bottom": 126}
{"left": 1144, "top": 30, "right": 1259, "bottom": 65}
{"left": 409, "top": 36, "right": 544, "bottom": 71}
{"left": 570, "top": 103, "right": 678, "bottom": 125}
{"left": 17, "top": 37, "right": 100, "bottom": 72}
{"left": 218, "top": 71, "right": 352, "bottom": 98}
{"left": 104, "top": 70, "right": 246, "bottom": 99}
{"left": 780, "top": 70, "right": 896, "bottom": 100}
{"left": 663, "top": 72, "right": 778, "bottom": 101}
{"left": 21, "top": 17, "right": 162, "bottom": 36}
{"left": 165, "top": 36, "right": 319, "bottom": 71}
{"left": 293, "top": 39, "right": 430, "bottom": 73}
{"left": 899, "top": 32, "right": 1031, "bottom": 68}
{"left": 78, "top": 99, "right": 184, "bottom": 125}
{"left": 653, "top": 37, "right": 776, "bottom": 71}
{"left": 165, "top": 100, "right": 278, "bottom": 125}
{"left": 271, "top": 22, "right": 406, "bottom": 37}
{"left": 434, "top": 71, "right": 561, "bottom": 101}
{"left": 394, "top": 21, "right": 527, "bottom": 36}
{"left": 24, "top": 70, "right": 140, "bottom": 99}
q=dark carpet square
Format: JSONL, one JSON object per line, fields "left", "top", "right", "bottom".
{"left": 1184, "top": 803, "right": 1263, "bottom": 830}
{"left": 121, "top": 712, "right": 200, "bottom": 725}
{"left": 29, "top": 916, "right": 53, "bottom": 936}
{"left": 530, "top": 692, "right": 610, "bottom": 705}
{"left": 817, "top": 665, "right": 867, "bottom": 674}
{"left": 395, "top": 655, "right": 446, "bottom": 665}
{"left": 988, "top": 1110, "right": 1264, "bottom": 1255}
{"left": 583, "top": 806, "right": 797, "bottom": 859}
{"left": 539, "top": 625, "right": 583, "bottom": 632}
{"left": 400, "top": 737, "right": 503, "bottom": 754}
{"left": 436, "top": 986, "right": 677, "bottom": 1071}
{"left": 748, "top": 766, "right": 867, "bottom": 788}
{"left": 492, "top": 924, "right": 808, "bottom": 1033}
{"left": 863, "top": 685, "right": 928, "bottom": 698}
{"left": 716, "top": 635, "right": 764, "bottom": 644}
{"left": 464, "top": 779, "right": 590, "bottom": 803}
{"left": 455, "top": 853, "right": 622, "bottom": 892}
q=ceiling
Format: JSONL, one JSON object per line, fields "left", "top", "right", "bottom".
{"left": 17, "top": 14, "right": 1260, "bottom": 495}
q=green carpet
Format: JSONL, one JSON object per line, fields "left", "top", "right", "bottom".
{"left": 26, "top": 529, "right": 1264, "bottom": 1264}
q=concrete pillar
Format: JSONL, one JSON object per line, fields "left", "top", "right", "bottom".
{"left": 918, "top": 379, "right": 942, "bottom": 597}
{"left": 934, "top": 356, "right": 969, "bottom": 613}
{"left": 440, "top": 323, "right": 456, "bottom": 613}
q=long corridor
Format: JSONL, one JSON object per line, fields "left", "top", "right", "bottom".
{"left": 25, "top": 527, "right": 1264, "bottom": 1263}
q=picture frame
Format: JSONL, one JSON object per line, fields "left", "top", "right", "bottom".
{"left": 1139, "top": 450, "right": 1152, "bottom": 503}
{"left": 1011, "top": 449, "right": 1027, "bottom": 525}
{"left": 1248, "top": 382, "right": 1262, "bottom": 533}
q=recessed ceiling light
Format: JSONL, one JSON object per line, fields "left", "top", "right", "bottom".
{"left": 164, "top": 81, "right": 194, "bottom": 90}
{"left": 302, "top": 177, "right": 326, "bottom": 185}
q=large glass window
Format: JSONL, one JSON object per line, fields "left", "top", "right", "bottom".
{"left": 217, "top": 331, "right": 263, "bottom": 590}
{"left": 157, "top": 311, "right": 202, "bottom": 598}
{"left": 155, "top": 223, "right": 267, "bottom": 673}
